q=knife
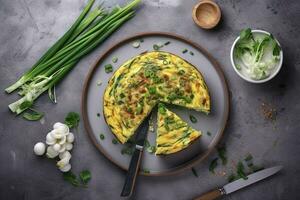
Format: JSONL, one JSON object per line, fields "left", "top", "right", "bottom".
{"left": 194, "top": 165, "right": 282, "bottom": 200}
{"left": 120, "top": 113, "right": 152, "bottom": 197}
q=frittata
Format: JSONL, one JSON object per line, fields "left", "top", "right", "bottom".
{"left": 103, "top": 51, "right": 210, "bottom": 144}
{"left": 156, "top": 103, "right": 201, "bottom": 155}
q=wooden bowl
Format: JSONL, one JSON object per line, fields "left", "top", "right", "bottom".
{"left": 192, "top": 0, "right": 221, "bottom": 29}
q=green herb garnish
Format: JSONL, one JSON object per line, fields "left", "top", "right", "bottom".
{"left": 244, "top": 153, "right": 253, "bottom": 162}
{"left": 189, "top": 51, "right": 194, "bottom": 56}
{"left": 64, "top": 112, "right": 80, "bottom": 128}
{"left": 143, "top": 168, "right": 150, "bottom": 174}
{"left": 97, "top": 113, "right": 100, "bottom": 117}
{"left": 158, "top": 103, "right": 166, "bottom": 114}
{"left": 148, "top": 86, "right": 157, "bottom": 94}
{"left": 19, "top": 100, "right": 33, "bottom": 111}
{"left": 104, "top": 64, "right": 113, "bottom": 73}
{"left": 22, "top": 109, "right": 44, "bottom": 121}
{"left": 63, "top": 171, "right": 80, "bottom": 187}
{"left": 217, "top": 146, "right": 227, "bottom": 165}
{"left": 207, "top": 131, "right": 212, "bottom": 136}
{"left": 112, "top": 56, "right": 118, "bottom": 63}
{"left": 209, "top": 158, "right": 218, "bottom": 174}
{"left": 79, "top": 170, "right": 91, "bottom": 185}
{"left": 182, "top": 49, "right": 188, "bottom": 54}
{"left": 191, "top": 167, "right": 198, "bottom": 177}
{"left": 100, "top": 134, "right": 105, "bottom": 140}
{"left": 237, "top": 161, "right": 248, "bottom": 180}
{"left": 153, "top": 44, "right": 160, "bottom": 50}
{"left": 189, "top": 115, "right": 197, "bottom": 123}
{"left": 112, "top": 138, "right": 118, "bottom": 144}
{"left": 164, "top": 41, "right": 170, "bottom": 45}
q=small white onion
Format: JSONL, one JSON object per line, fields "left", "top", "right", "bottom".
{"left": 53, "top": 143, "right": 61, "bottom": 152}
{"left": 66, "top": 133, "right": 74, "bottom": 143}
{"left": 58, "top": 144, "right": 66, "bottom": 153}
{"left": 58, "top": 136, "right": 67, "bottom": 145}
{"left": 53, "top": 122, "right": 64, "bottom": 130}
{"left": 33, "top": 142, "right": 46, "bottom": 156}
{"left": 46, "top": 146, "right": 59, "bottom": 158}
{"left": 51, "top": 130, "right": 64, "bottom": 139}
{"left": 65, "top": 143, "right": 73, "bottom": 151}
{"left": 54, "top": 122, "right": 69, "bottom": 134}
{"left": 59, "top": 163, "right": 71, "bottom": 172}
{"left": 46, "top": 132, "right": 56, "bottom": 145}
{"left": 59, "top": 151, "right": 71, "bottom": 160}
{"left": 57, "top": 155, "right": 71, "bottom": 168}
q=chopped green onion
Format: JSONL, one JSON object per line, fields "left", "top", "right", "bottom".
{"left": 112, "top": 56, "right": 118, "bottom": 63}
{"left": 164, "top": 41, "right": 170, "bottom": 45}
{"left": 105, "top": 64, "right": 113, "bottom": 73}
{"left": 182, "top": 49, "right": 188, "bottom": 53}
{"left": 112, "top": 138, "right": 118, "bottom": 144}
{"left": 100, "top": 134, "right": 105, "bottom": 140}
{"left": 189, "top": 115, "right": 197, "bottom": 123}
{"left": 22, "top": 109, "right": 44, "bottom": 121}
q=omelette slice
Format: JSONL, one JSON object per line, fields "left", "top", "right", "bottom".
{"left": 103, "top": 51, "right": 210, "bottom": 144}
{"left": 155, "top": 103, "right": 201, "bottom": 155}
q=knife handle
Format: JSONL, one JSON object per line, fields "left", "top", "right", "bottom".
{"left": 193, "top": 188, "right": 224, "bottom": 200}
{"left": 120, "top": 147, "right": 143, "bottom": 197}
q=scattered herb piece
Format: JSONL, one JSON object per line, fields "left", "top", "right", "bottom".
{"left": 112, "top": 138, "right": 118, "bottom": 144}
{"left": 207, "top": 131, "right": 212, "bottom": 136}
{"left": 147, "top": 146, "right": 156, "bottom": 154}
{"left": 164, "top": 41, "right": 170, "bottom": 45}
{"left": 65, "top": 112, "right": 80, "bottom": 128}
{"left": 97, "top": 113, "right": 100, "bottom": 117}
{"left": 158, "top": 103, "right": 166, "bottom": 114}
{"left": 22, "top": 109, "right": 44, "bottom": 121}
{"left": 104, "top": 64, "right": 113, "bottom": 73}
{"left": 153, "top": 44, "right": 160, "bottom": 50}
{"left": 189, "top": 51, "right": 194, "bottom": 56}
{"left": 100, "top": 134, "right": 105, "bottom": 140}
{"left": 112, "top": 56, "right": 118, "bottom": 63}
{"left": 209, "top": 158, "right": 218, "bottom": 174}
{"left": 189, "top": 115, "right": 197, "bottom": 123}
{"left": 227, "top": 173, "right": 238, "bottom": 183}
{"left": 244, "top": 153, "right": 253, "bottom": 162}
{"left": 217, "top": 146, "right": 227, "bottom": 165}
{"left": 182, "top": 49, "right": 188, "bottom": 54}
{"left": 191, "top": 167, "right": 199, "bottom": 177}
{"left": 237, "top": 161, "right": 248, "bottom": 180}
{"left": 63, "top": 171, "right": 80, "bottom": 187}
{"left": 143, "top": 168, "right": 150, "bottom": 174}
{"left": 132, "top": 41, "right": 140, "bottom": 48}
{"left": 139, "top": 38, "right": 144, "bottom": 43}
{"left": 79, "top": 170, "right": 91, "bottom": 185}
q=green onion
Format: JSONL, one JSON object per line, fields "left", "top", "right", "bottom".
{"left": 182, "top": 49, "right": 188, "bottom": 53}
{"left": 6, "top": 0, "right": 141, "bottom": 115}
{"left": 105, "top": 64, "right": 114, "bottom": 73}
{"left": 189, "top": 115, "right": 197, "bottom": 123}
{"left": 22, "top": 109, "right": 44, "bottom": 121}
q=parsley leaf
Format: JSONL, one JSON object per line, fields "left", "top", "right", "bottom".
{"left": 63, "top": 171, "right": 80, "bottom": 187}
{"left": 79, "top": 170, "right": 91, "bottom": 185}
{"left": 65, "top": 112, "right": 80, "bottom": 128}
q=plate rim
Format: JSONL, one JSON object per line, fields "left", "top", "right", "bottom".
{"left": 81, "top": 32, "right": 230, "bottom": 176}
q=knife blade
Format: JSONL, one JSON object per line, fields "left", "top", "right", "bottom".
{"left": 120, "top": 113, "right": 152, "bottom": 197}
{"left": 194, "top": 166, "right": 282, "bottom": 200}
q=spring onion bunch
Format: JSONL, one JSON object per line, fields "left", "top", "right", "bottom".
{"left": 6, "top": 0, "right": 141, "bottom": 114}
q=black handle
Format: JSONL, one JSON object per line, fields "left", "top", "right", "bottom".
{"left": 120, "top": 148, "right": 143, "bottom": 197}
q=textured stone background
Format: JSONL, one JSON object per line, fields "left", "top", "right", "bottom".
{"left": 0, "top": 0, "right": 299, "bottom": 199}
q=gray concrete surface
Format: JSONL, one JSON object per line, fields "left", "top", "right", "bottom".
{"left": 0, "top": 0, "right": 299, "bottom": 199}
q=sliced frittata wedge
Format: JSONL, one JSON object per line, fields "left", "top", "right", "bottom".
{"left": 155, "top": 103, "right": 201, "bottom": 155}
